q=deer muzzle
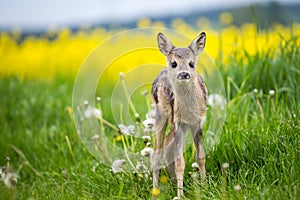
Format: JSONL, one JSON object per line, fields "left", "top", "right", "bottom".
{"left": 177, "top": 71, "right": 191, "bottom": 80}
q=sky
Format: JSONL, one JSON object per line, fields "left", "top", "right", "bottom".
{"left": 0, "top": 0, "right": 299, "bottom": 30}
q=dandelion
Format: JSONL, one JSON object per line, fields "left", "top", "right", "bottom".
{"left": 192, "top": 162, "right": 200, "bottom": 171}
{"left": 143, "top": 118, "right": 156, "bottom": 133}
{"left": 141, "top": 90, "right": 148, "bottom": 96}
{"left": 269, "top": 90, "right": 275, "bottom": 97}
{"left": 141, "top": 147, "right": 154, "bottom": 157}
{"left": 111, "top": 159, "right": 126, "bottom": 174}
{"left": 222, "top": 162, "right": 229, "bottom": 170}
{"left": 146, "top": 110, "right": 156, "bottom": 119}
{"left": 115, "top": 135, "right": 122, "bottom": 142}
{"left": 208, "top": 94, "right": 226, "bottom": 110}
{"left": 83, "top": 100, "right": 89, "bottom": 107}
{"left": 84, "top": 107, "right": 101, "bottom": 119}
{"left": 234, "top": 184, "right": 242, "bottom": 192}
{"left": 65, "top": 107, "right": 73, "bottom": 114}
{"left": 118, "top": 124, "right": 135, "bottom": 136}
{"left": 136, "top": 163, "right": 143, "bottom": 171}
{"left": 135, "top": 113, "right": 140, "bottom": 122}
{"left": 3, "top": 172, "right": 18, "bottom": 188}
{"left": 150, "top": 187, "right": 160, "bottom": 196}
{"left": 119, "top": 72, "right": 124, "bottom": 80}
{"left": 0, "top": 167, "right": 18, "bottom": 188}
{"left": 253, "top": 88, "right": 258, "bottom": 95}
{"left": 142, "top": 135, "right": 151, "bottom": 142}
{"left": 92, "top": 134, "right": 99, "bottom": 140}
{"left": 159, "top": 175, "right": 168, "bottom": 184}
{"left": 96, "top": 96, "right": 101, "bottom": 102}
{"left": 146, "top": 142, "right": 152, "bottom": 147}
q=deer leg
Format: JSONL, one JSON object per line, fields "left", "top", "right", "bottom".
{"left": 174, "top": 124, "right": 186, "bottom": 198}
{"left": 192, "top": 125, "right": 206, "bottom": 180}
{"left": 164, "top": 125, "right": 176, "bottom": 183}
{"left": 152, "top": 110, "right": 168, "bottom": 188}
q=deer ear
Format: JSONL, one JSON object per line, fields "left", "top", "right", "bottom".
{"left": 189, "top": 32, "right": 206, "bottom": 55}
{"left": 157, "top": 32, "right": 175, "bottom": 55}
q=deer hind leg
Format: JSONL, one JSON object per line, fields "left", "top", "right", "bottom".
{"left": 192, "top": 124, "right": 206, "bottom": 180}
{"left": 152, "top": 109, "right": 168, "bottom": 188}
{"left": 174, "top": 123, "right": 187, "bottom": 198}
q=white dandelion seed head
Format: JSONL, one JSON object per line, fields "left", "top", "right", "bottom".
{"left": 142, "top": 135, "right": 151, "bottom": 142}
{"left": 208, "top": 94, "right": 226, "bottom": 110}
{"left": 83, "top": 100, "right": 89, "bottom": 106}
{"left": 146, "top": 110, "right": 156, "bottom": 119}
{"left": 134, "top": 113, "right": 140, "bottom": 118}
{"left": 118, "top": 124, "right": 135, "bottom": 136}
{"left": 141, "top": 147, "right": 154, "bottom": 157}
{"left": 96, "top": 96, "right": 101, "bottom": 102}
{"left": 0, "top": 167, "right": 6, "bottom": 180}
{"left": 143, "top": 118, "right": 155, "bottom": 128}
{"left": 136, "top": 163, "right": 143, "bottom": 171}
{"left": 222, "top": 162, "right": 229, "bottom": 170}
{"left": 234, "top": 184, "right": 242, "bottom": 192}
{"left": 119, "top": 72, "right": 124, "bottom": 80}
{"left": 92, "top": 134, "right": 99, "bottom": 140}
{"left": 253, "top": 88, "right": 258, "bottom": 94}
{"left": 111, "top": 159, "right": 126, "bottom": 174}
{"left": 3, "top": 172, "right": 18, "bottom": 188}
{"left": 191, "top": 162, "right": 200, "bottom": 170}
{"left": 269, "top": 90, "right": 275, "bottom": 97}
{"left": 84, "top": 107, "right": 101, "bottom": 119}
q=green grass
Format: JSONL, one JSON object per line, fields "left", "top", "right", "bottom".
{"left": 1, "top": 36, "right": 300, "bottom": 199}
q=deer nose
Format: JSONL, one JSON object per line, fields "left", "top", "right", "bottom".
{"left": 177, "top": 71, "right": 190, "bottom": 80}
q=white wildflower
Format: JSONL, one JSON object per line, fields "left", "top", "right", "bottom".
{"left": 208, "top": 94, "right": 226, "bottom": 110}
{"left": 222, "top": 162, "right": 229, "bottom": 170}
{"left": 191, "top": 162, "right": 200, "bottom": 170}
{"left": 136, "top": 163, "right": 143, "bottom": 171}
{"left": 146, "top": 142, "right": 152, "bottom": 147}
{"left": 84, "top": 107, "right": 101, "bottom": 119}
{"left": 92, "top": 134, "right": 99, "bottom": 140}
{"left": 4, "top": 172, "right": 18, "bottom": 188}
{"left": 142, "top": 135, "right": 151, "bottom": 142}
{"left": 118, "top": 124, "right": 135, "bottom": 135}
{"left": 119, "top": 72, "right": 124, "bottom": 80}
{"left": 0, "top": 167, "right": 18, "bottom": 188}
{"left": 234, "top": 184, "right": 242, "bottom": 192}
{"left": 269, "top": 90, "right": 275, "bottom": 97}
{"left": 111, "top": 159, "right": 126, "bottom": 174}
{"left": 143, "top": 118, "right": 155, "bottom": 129}
{"left": 96, "top": 97, "right": 101, "bottom": 102}
{"left": 83, "top": 100, "right": 89, "bottom": 106}
{"left": 0, "top": 167, "right": 5, "bottom": 180}
{"left": 141, "top": 147, "right": 154, "bottom": 157}
{"left": 253, "top": 88, "right": 258, "bottom": 94}
{"left": 146, "top": 110, "right": 156, "bottom": 119}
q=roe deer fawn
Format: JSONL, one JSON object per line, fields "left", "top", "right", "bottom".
{"left": 151, "top": 32, "right": 207, "bottom": 198}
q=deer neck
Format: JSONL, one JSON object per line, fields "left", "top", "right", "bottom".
{"left": 173, "top": 78, "right": 206, "bottom": 125}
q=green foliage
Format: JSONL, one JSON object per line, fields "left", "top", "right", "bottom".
{"left": 0, "top": 35, "right": 300, "bottom": 199}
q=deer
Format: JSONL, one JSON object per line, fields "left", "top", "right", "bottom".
{"left": 151, "top": 32, "right": 207, "bottom": 198}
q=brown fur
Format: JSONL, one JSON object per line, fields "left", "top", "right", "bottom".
{"left": 151, "top": 32, "right": 207, "bottom": 198}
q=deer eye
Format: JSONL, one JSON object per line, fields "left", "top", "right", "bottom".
{"left": 189, "top": 61, "right": 195, "bottom": 68}
{"left": 171, "top": 61, "right": 177, "bottom": 68}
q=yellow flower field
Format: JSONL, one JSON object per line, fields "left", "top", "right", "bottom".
{"left": 0, "top": 16, "right": 299, "bottom": 80}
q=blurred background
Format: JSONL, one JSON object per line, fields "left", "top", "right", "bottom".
{"left": 0, "top": 0, "right": 299, "bottom": 80}
{"left": 1, "top": 0, "right": 300, "bottom": 31}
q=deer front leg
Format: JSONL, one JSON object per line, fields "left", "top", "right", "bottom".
{"left": 174, "top": 123, "right": 187, "bottom": 198}
{"left": 192, "top": 124, "right": 206, "bottom": 180}
{"left": 152, "top": 110, "right": 168, "bottom": 188}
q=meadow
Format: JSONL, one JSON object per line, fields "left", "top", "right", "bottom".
{"left": 0, "top": 15, "right": 300, "bottom": 199}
